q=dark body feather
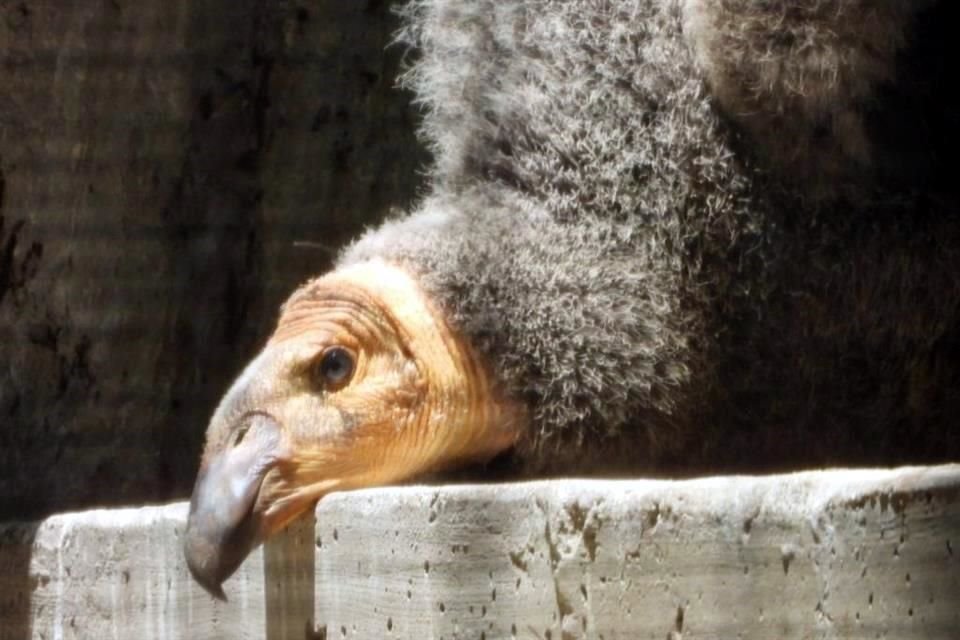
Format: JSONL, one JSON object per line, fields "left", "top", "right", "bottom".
{"left": 340, "top": 0, "right": 960, "bottom": 475}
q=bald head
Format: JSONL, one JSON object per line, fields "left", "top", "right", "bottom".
{"left": 184, "top": 260, "right": 521, "bottom": 596}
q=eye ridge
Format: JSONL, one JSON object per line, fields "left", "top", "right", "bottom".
{"left": 314, "top": 346, "right": 356, "bottom": 389}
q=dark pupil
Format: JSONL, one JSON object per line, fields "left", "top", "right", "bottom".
{"left": 320, "top": 348, "right": 353, "bottom": 384}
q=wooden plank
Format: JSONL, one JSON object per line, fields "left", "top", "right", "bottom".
{"left": 264, "top": 514, "right": 317, "bottom": 640}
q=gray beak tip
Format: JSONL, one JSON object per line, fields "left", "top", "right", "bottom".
{"left": 183, "top": 526, "right": 230, "bottom": 601}
{"left": 183, "top": 413, "right": 283, "bottom": 597}
{"left": 189, "top": 564, "right": 228, "bottom": 602}
{"left": 202, "top": 579, "right": 229, "bottom": 603}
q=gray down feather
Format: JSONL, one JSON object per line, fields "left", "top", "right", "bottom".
{"left": 339, "top": 0, "right": 960, "bottom": 475}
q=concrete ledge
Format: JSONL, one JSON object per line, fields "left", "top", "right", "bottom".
{"left": 2, "top": 465, "right": 958, "bottom": 639}
{"left": 315, "top": 466, "right": 960, "bottom": 639}
{"left": 0, "top": 504, "right": 266, "bottom": 640}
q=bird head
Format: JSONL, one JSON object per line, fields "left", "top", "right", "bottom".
{"left": 183, "top": 259, "right": 521, "bottom": 598}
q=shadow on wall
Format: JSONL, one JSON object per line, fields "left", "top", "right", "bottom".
{"left": 0, "top": 0, "right": 425, "bottom": 636}
{"left": 0, "top": 521, "right": 40, "bottom": 640}
{"left": 0, "top": 0, "right": 426, "bottom": 518}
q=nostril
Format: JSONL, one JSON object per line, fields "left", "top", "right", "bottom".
{"left": 231, "top": 411, "right": 277, "bottom": 448}
{"left": 232, "top": 424, "right": 250, "bottom": 447}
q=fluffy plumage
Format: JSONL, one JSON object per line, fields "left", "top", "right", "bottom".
{"left": 340, "top": 0, "right": 960, "bottom": 474}
{"left": 185, "top": 0, "right": 960, "bottom": 594}
{"left": 685, "top": 0, "right": 942, "bottom": 199}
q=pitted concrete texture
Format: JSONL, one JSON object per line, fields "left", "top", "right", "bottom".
{"left": 1, "top": 466, "right": 958, "bottom": 639}
{"left": 0, "top": 503, "right": 266, "bottom": 640}
{"left": 314, "top": 465, "right": 960, "bottom": 640}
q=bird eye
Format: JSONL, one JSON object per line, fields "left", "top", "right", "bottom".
{"left": 313, "top": 346, "right": 355, "bottom": 390}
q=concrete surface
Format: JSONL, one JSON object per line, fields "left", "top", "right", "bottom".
{"left": 0, "top": 503, "right": 265, "bottom": 640}
{"left": 2, "top": 465, "right": 958, "bottom": 639}
{"left": 313, "top": 466, "right": 960, "bottom": 640}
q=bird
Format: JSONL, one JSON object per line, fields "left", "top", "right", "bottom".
{"left": 183, "top": 0, "right": 960, "bottom": 597}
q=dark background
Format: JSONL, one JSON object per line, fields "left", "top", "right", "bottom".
{"left": 0, "top": 0, "right": 427, "bottom": 520}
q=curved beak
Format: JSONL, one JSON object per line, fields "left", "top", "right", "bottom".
{"left": 183, "top": 413, "right": 283, "bottom": 600}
